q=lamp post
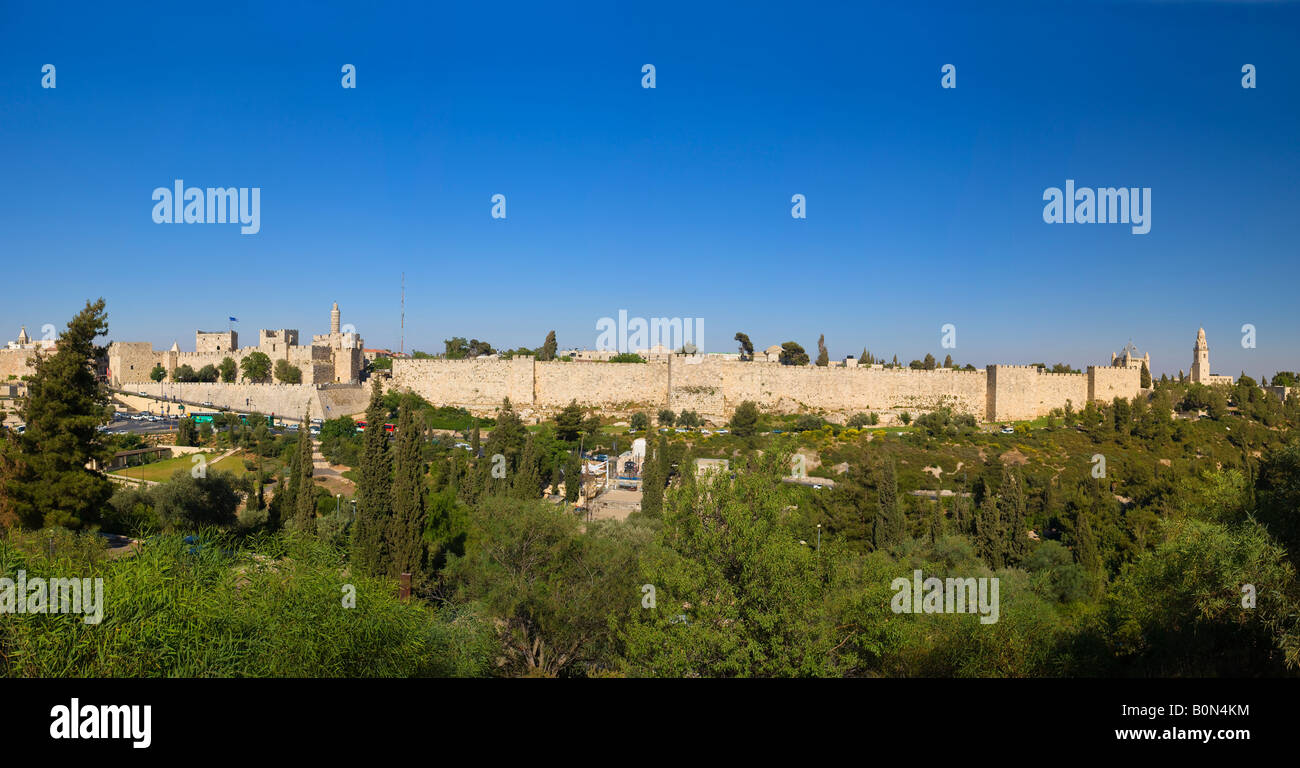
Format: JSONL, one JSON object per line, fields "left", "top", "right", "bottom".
{"left": 816, "top": 523, "right": 822, "bottom": 553}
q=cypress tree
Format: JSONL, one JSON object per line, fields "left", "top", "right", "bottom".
{"left": 292, "top": 408, "right": 316, "bottom": 532}
{"left": 351, "top": 378, "right": 392, "bottom": 577}
{"left": 999, "top": 464, "right": 1029, "bottom": 565}
{"left": 974, "top": 494, "right": 1004, "bottom": 568}
{"left": 873, "top": 457, "right": 904, "bottom": 551}
{"left": 640, "top": 442, "right": 663, "bottom": 516}
{"left": 1075, "top": 507, "right": 1102, "bottom": 595}
{"left": 928, "top": 499, "right": 944, "bottom": 543}
{"left": 389, "top": 404, "right": 427, "bottom": 579}
{"left": 511, "top": 434, "right": 541, "bottom": 499}
{"left": 564, "top": 450, "right": 581, "bottom": 503}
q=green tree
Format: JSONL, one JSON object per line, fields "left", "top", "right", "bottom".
{"left": 538, "top": 330, "right": 558, "bottom": 361}
{"left": 729, "top": 401, "right": 759, "bottom": 437}
{"left": 274, "top": 359, "right": 302, "bottom": 384}
{"left": 390, "top": 404, "right": 428, "bottom": 578}
{"left": 149, "top": 363, "right": 166, "bottom": 382}
{"left": 291, "top": 409, "right": 316, "bottom": 532}
{"left": 176, "top": 416, "right": 199, "bottom": 447}
{"left": 657, "top": 408, "right": 675, "bottom": 427}
{"left": 564, "top": 450, "right": 581, "bottom": 503}
{"left": 630, "top": 412, "right": 649, "bottom": 431}
{"left": 219, "top": 356, "right": 237, "bottom": 383}
{"left": 815, "top": 334, "right": 829, "bottom": 367}
{"left": 1140, "top": 361, "right": 1151, "bottom": 388}
{"left": 779, "top": 341, "right": 809, "bottom": 366}
{"left": 5, "top": 299, "right": 113, "bottom": 529}
{"left": 974, "top": 494, "right": 1004, "bottom": 568}
{"left": 1000, "top": 464, "right": 1029, "bottom": 565}
{"left": 873, "top": 458, "right": 904, "bottom": 551}
{"left": 240, "top": 351, "right": 272, "bottom": 383}
{"left": 511, "top": 434, "right": 542, "bottom": 500}
{"left": 556, "top": 399, "right": 584, "bottom": 442}
{"left": 622, "top": 465, "right": 839, "bottom": 677}
{"left": 734, "top": 332, "right": 754, "bottom": 361}
{"left": 640, "top": 440, "right": 664, "bottom": 517}
{"left": 351, "top": 379, "right": 393, "bottom": 577}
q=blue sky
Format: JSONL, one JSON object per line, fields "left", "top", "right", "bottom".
{"left": 1, "top": 0, "right": 1297, "bottom": 377}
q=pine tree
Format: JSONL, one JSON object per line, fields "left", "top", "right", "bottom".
{"left": 389, "top": 404, "right": 427, "bottom": 579}
{"left": 351, "top": 378, "right": 392, "bottom": 577}
{"left": 873, "top": 458, "right": 904, "bottom": 550}
{"left": 943, "top": 354, "right": 953, "bottom": 368}
{"left": 6, "top": 299, "right": 114, "bottom": 529}
{"left": 292, "top": 408, "right": 316, "bottom": 532}
{"left": 815, "top": 334, "right": 829, "bottom": 367}
{"left": 1140, "top": 361, "right": 1151, "bottom": 388}
{"left": 470, "top": 423, "right": 481, "bottom": 456}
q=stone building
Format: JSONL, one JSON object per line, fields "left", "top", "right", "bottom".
{"left": 1110, "top": 341, "right": 1150, "bottom": 371}
{"left": 107, "top": 303, "right": 365, "bottom": 387}
{"left": 1190, "top": 328, "right": 1234, "bottom": 386}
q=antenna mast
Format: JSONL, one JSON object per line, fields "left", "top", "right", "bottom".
{"left": 400, "top": 272, "right": 405, "bottom": 356}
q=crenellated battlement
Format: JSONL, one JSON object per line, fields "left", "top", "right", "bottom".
{"left": 389, "top": 356, "right": 1142, "bottom": 423}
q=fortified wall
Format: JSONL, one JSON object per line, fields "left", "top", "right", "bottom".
{"left": 119, "top": 382, "right": 369, "bottom": 422}
{"left": 0, "top": 348, "right": 36, "bottom": 382}
{"left": 390, "top": 357, "right": 1142, "bottom": 423}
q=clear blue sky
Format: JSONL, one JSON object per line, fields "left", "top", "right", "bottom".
{"left": 2, "top": 1, "right": 1298, "bottom": 378}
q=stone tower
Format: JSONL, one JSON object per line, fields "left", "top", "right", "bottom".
{"left": 1191, "top": 327, "right": 1210, "bottom": 384}
{"left": 330, "top": 302, "right": 341, "bottom": 334}
{"left": 17, "top": 326, "right": 30, "bottom": 345}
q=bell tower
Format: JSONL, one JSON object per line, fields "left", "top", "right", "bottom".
{"left": 1191, "top": 328, "right": 1210, "bottom": 384}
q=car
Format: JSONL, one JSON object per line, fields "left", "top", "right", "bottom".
{"left": 308, "top": 427, "right": 321, "bottom": 435}
{"left": 700, "top": 429, "right": 712, "bottom": 436}
{"left": 716, "top": 429, "right": 729, "bottom": 434}
{"left": 286, "top": 423, "right": 299, "bottom": 430}
{"left": 453, "top": 442, "right": 472, "bottom": 450}
{"left": 1000, "top": 426, "right": 1015, "bottom": 434}
{"left": 202, "top": 401, "right": 214, "bottom": 407}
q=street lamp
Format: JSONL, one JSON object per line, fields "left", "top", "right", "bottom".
{"left": 816, "top": 523, "right": 822, "bottom": 552}
{"left": 335, "top": 493, "right": 341, "bottom": 516}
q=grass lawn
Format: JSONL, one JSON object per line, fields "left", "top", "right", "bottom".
{"left": 111, "top": 452, "right": 218, "bottom": 483}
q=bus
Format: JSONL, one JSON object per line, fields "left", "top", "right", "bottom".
{"left": 353, "top": 420, "right": 395, "bottom": 434}
{"left": 189, "top": 412, "right": 274, "bottom": 427}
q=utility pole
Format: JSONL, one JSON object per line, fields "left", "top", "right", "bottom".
{"left": 400, "top": 272, "right": 405, "bottom": 356}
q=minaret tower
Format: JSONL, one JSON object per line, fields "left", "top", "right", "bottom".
{"left": 330, "top": 302, "right": 341, "bottom": 335}
{"left": 1191, "top": 327, "right": 1210, "bottom": 384}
